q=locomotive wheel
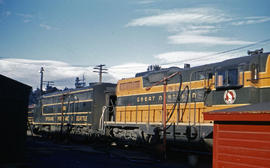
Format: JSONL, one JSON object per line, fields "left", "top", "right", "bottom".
{"left": 186, "top": 126, "right": 198, "bottom": 140}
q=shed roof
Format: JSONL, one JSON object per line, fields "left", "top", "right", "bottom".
{"left": 0, "top": 74, "right": 32, "bottom": 100}
{"left": 204, "top": 102, "right": 270, "bottom": 121}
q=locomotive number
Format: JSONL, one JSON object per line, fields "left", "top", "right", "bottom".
{"left": 45, "top": 117, "right": 54, "bottom": 121}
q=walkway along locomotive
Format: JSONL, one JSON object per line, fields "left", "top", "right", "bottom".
{"left": 31, "top": 49, "right": 270, "bottom": 147}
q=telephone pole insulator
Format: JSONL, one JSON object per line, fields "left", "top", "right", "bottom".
{"left": 93, "top": 64, "right": 108, "bottom": 83}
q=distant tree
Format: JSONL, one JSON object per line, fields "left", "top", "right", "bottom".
{"left": 29, "top": 88, "right": 41, "bottom": 105}
{"left": 147, "top": 65, "right": 161, "bottom": 71}
{"left": 45, "top": 86, "right": 59, "bottom": 94}
{"left": 29, "top": 86, "right": 61, "bottom": 105}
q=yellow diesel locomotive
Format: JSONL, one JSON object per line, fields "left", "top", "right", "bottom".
{"left": 104, "top": 49, "right": 270, "bottom": 145}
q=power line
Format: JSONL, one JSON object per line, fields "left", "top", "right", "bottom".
{"left": 104, "top": 39, "right": 270, "bottom": 70}
{"left": 69, "top": 64, "right": 96, "bottom": 67}
{"left": 159, "top": 38, "right": 270, "bottom": 66}
{"left": 106, "top": 38, "right": 270, "bottom": 69}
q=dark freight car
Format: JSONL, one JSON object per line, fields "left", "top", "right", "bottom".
{"left": 0, "top": 74, "right": 31, "bottom": 164}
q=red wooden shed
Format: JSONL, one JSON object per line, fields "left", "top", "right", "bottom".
{"left": 204, "top": 102, "right": 270, "bottom": 168}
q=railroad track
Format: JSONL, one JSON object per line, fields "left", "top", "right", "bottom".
{"left": 26, "top": 135, "right": 212, "bottom": 167}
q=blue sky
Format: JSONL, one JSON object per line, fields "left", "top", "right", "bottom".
{"left": 1, "top": 0, "right": 270, "bottom": 89}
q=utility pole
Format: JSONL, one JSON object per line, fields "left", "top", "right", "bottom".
{"left": 93, "top": 64, "right": 108, "bottom": 83}
{"left": 44, "top": 81, "right": 54, "bottom": 91}
{"left": 146, "top": 71, "right": 181, "bottom": 160}
{"left": 40, "top": 67, "right": 44, "bottom": 95}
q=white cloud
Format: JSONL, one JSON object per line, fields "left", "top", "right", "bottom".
{"left": 16, "top": 13, "right": 33, "bottom": 23}
{"left": 23, "top": 19, "right": 31, "bottom": 23}
{"left": 168, "top": 34, "right": 254, "bottom": 45}
{"left": 0, "top": 10, "right": 11, "bottom": 22}
{"left": 109, "top": 63, "right": 148, "bottom": 79}
{"left": 0, "top": 58, "right": 175, "bottom": 91}
{"left": 155, "top": 51, "right": 215, "bottom": 67}
{"left": 0, "top": 58, "right": 117, "bottom": 89}
{"left": 0, "top": 10, "right": 11, "bottom": 19}
{"left": 154, "top": 51, "right": 242, "bottom": 67}
{"left": 155, "top": 51, "right": 214, "bottom": 62}
{"left": 40, "top": 23, "right": 52, "bottom": 30}
{"left": 5, "top": 11, "right": 11, "bottom": 16}
{"left": 232, "top": 16, "right": 270, "bottom": 26}
{"left": 137, "top": 0, "right": 156, "bottom": 4}
{"left": 0, "top": 59, "right": 149, "bottom": 90}
{"left": 40, "top": 23, "right": 59, "bottom": 30}
{"left": 185, "top": 25, "right": 217, "bottom": 34}
{"left": 126, "top": 7, "right": 267, "bottom": 46}
{"left": 127, "top": 8, "right": 230, "bottom": 27}
{"left": 16, "top": 13, "right": 33, "bottom": 18}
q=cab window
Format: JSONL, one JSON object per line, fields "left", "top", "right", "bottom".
{"left": 215, "top": 68, "right": 243, "bottom": 89}
{"left": 228, "top": 69, "right": 238, "bottom": 85}
{"left": 251, "top": 64, "right": 259, "bottom": 83}
{"left": 216, "top": 71, "right": 226, "bottom": 87}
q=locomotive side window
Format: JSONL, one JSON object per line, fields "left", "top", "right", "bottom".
{"left": 215, "top": 68, "right": 243, "bottom": 89}
{"left": 117, "top": 97, "right": 124, "bottom": 106}
{"left": 216, "top": 71, "right": 226, "bottom": 87}
{"left": 205, "top": 72, "right": 213, "bottom": 89}
{"left": 195, "top": 71, "right": 205, "bottom": 80}
{"left": 228, "top": 69, "right": 238, "bottom": 85}
{"left": 238, "top": 64, "right": 245, "bottom": 86}
{"left": 251, "top": 64, "right": 259, "bottom": 83}
{"left": 208, "top": 73, "right": 213, "bottom": 79}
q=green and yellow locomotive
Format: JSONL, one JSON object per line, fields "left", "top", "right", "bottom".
{"left": 32, "top": 83, "right": 116, "bottom": 135}
{"left": 105, "top": 49, "right": 270, "bottom": 144}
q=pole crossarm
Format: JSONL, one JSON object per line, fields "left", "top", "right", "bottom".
{"left": 93, "top": 64, "right": 108, "bottom": 83}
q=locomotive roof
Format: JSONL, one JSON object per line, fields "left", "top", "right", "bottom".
{"left": 135, "top": 66, "right": 182, "bottom": 77}
{"left": 191, "top": 51, "right": 269, "bottom": 70}
{"left": 41, "top": 82, "right": 115, "bottom": 98}
{"left": 138, "top": 52, "right": 270, "bottom": 78}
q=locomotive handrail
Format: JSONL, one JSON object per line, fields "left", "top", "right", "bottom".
{"left": 99, "top": 106, "right": 107, "bottom": 131}
{"left": 247, "top": 76, "right": 270, "bottom": 81}
{"left": 189, "top": 71, "right": 197, "bottom": 126}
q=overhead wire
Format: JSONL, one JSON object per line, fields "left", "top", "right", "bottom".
{"left": 158, "top": 38, "right": 270, "bottom": 66}
{"left": 104, "top": 38, "right": 270, "bottom": 84}
{"left": 105, "top": 38, "right": 270, "bottom": 70}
